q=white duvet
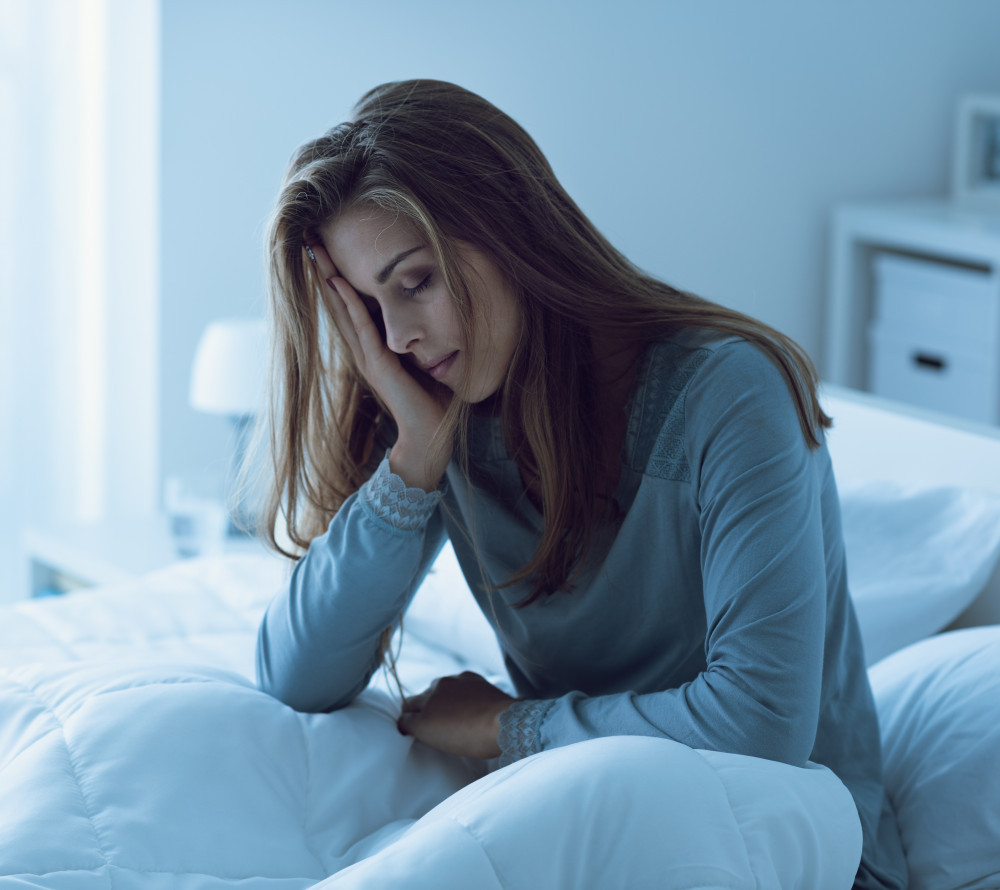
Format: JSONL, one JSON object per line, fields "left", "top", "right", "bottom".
{"left": 0, "top": 552, "right": 864, "bottom": 889}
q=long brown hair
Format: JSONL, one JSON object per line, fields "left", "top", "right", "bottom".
{"left": 261, "top": 79, "right": 830, "bottom": 605}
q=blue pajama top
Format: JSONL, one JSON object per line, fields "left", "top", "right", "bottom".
{"left": 256, "top": 332, "right": 908, "bottom": 890}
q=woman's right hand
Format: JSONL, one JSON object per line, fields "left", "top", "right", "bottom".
{"left": 305, "top": 241, "right": 454, "bottom": 491}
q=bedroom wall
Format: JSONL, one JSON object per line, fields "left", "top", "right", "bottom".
{"left": 159, "top": 0, "right": 1000, "bottom": 492}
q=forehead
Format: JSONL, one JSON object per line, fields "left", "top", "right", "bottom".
{"left": 320, "top": 206, "right": 424, "bottom": 286}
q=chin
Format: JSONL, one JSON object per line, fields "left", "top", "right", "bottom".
{"left": 455, "top": 362, "right": 508, "bottom": 405}
{"left": 463, "top": 382, "right": 505, "bottom": 410}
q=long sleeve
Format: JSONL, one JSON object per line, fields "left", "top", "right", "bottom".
{"left": 256, "top": 457, "right": 447, "bottom": 712}
{"left": 498, "top": 341, "right": 830, "bottom": 768}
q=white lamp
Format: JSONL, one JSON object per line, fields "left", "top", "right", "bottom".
{"left": 190, "top": 318, "right": 267, "bottom": 415}
{"left": 189, "top": 317, "right": 267, "bottom": 536}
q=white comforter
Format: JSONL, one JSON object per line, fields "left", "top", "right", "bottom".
{"left": 0, "top": 552, "right": 865, "bottom": 889}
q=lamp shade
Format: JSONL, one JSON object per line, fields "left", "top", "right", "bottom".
{"left": 189, "top": 318, "right": 267, "bottom": 416}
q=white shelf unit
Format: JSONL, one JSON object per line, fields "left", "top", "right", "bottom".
{"left": 825, "top": 198, "right": 1000, "bottom": 422}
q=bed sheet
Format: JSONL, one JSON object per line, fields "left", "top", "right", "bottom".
{"left": 0, "top": 555, "right": 283, "bottom": 678}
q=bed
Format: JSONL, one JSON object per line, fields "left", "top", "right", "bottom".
{"left": 2, "top": 383, "right": 999, "bottom": 889}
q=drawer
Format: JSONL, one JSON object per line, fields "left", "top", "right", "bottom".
{"left": 868, "top": 323, "right": 1000, "bottom": 424}
{"left": 873, "top": 254, "right": 999, "bottom": 348}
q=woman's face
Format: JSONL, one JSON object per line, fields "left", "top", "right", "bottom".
{"left": 320, "top": 205, "right": 520, "bottom": 403}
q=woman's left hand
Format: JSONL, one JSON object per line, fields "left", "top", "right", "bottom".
{"left": 398, "top": 671, "right": 515, "bottom": 759}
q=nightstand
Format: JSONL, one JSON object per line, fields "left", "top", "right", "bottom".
{"left": 825, "top": 198, "right": 1000, "bottom": 423}
{"left": 20, "top": 515, "right": 267, "bottom": 599}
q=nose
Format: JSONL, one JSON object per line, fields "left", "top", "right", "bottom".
{"left": 382, "top": 304, "right": 422, "bottom": 355}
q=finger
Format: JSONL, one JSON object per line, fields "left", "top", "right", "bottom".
{"left": 328, "top": 276, "right": 387, "bottom": 357}
{"left": 401, "top": 696, "right": 422, "bottom": 714}
{"left": 303, "top": 240, "right": 338, "bottom": 282}
{"left": 397, "top": 705, "right": 428, "bottom": 737}
{"left": 300, "top": 242, "right": 360, "bottom": 350}
{"left": 318, "top": 275, "right": 354, "bottom": 332}
{"left": 319, "top": 281, "right": 365, "bottom": 361}
{"left": 304, "top": 245, "right": 364, "bottom": 348}
{"left": 322, "top": 279, "right": 372, "bottom": 358}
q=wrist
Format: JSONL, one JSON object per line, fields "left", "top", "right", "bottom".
{"left": 389, "top": 439, "right": 447, "bottom": 492}
{"left": 362, "top": 454, "right": 441, "bottom": 532}
{"left": 485, "top": 699, "right": 511, "bottom": 759}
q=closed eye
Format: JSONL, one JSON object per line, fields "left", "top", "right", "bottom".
{"left": 402, "top": 273, "right": 432, "bottom": 298}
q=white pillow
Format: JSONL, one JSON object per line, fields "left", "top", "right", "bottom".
{"left": 403, "top": 541, "right": 507, "bottom": 680}
{"left": 839, "top": 483, "right": 1000, "bottom": 665}
{"left": 869, "top": 626, "right": 1000, "bottom": 890}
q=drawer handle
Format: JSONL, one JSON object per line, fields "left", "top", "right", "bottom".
{"left": 912, "top": 352, "right": 947, "bottom": 372}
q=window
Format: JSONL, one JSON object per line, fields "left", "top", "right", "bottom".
{"left": 0, "top": 0, "right": 158, "bottom": 600}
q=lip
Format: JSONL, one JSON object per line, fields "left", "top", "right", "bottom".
{"left": 421, "top": 351, "right": 459, "bottom": 381}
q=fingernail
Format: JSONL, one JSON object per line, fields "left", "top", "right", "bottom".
{"left": 326, "top": 277, "right": 337, "bottom": 291}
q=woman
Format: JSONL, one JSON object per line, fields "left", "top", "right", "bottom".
{"left": 256, "top": 79, "right": 906, "bottom": 889}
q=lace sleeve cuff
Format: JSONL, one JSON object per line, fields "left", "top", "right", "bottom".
{"left": 497, "top": 698, "right": 555, "bottom": 767}
{"left": 358, "top": 455, "right": 442, "bottom": 532}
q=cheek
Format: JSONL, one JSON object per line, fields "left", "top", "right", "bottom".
{"left": 471, "top": 302, "right": 519, "bottom": 393}
{"left": 431, "top": 293, "right": 467, "bottom": 346}
{"left": 488, "top": 295, "right": 520, "bottom": 366}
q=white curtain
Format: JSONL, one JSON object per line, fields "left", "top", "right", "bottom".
{"left": 0, "top": 0, "right": 159, "bottom": 601}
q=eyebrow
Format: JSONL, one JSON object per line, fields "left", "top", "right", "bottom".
{"left": 375, "top": 246, "right": 425, "bottom": 285}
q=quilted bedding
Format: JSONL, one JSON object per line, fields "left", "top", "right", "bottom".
{"left": 0, "top": 553, "right": 868, "bottom": 889}
{"left": 3, "top": 658, "right": 862, "bottom": 889}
